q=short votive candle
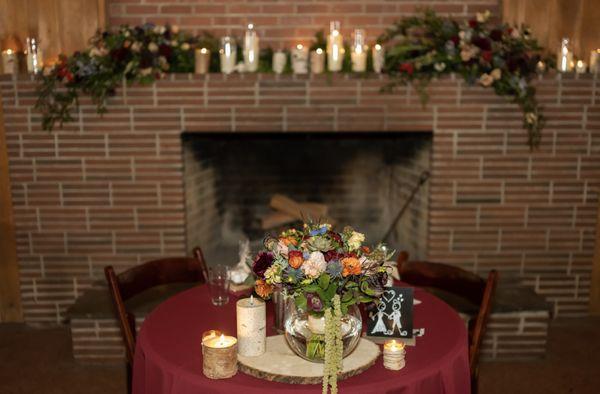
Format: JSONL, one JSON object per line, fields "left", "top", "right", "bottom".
{"left": 310, "top": 48, "right": 325, "bottom": 74}
{"left": 195, "top": 48, "right": 211, "bottom": 74}
{"left": 575, "top": 60, "right": 587, "bottom": 74}
{"left": 202, "top": 334, "right": 238, "bottom": 379}
{"left": 383, "top": 340, "right": 406, "bottom": 371}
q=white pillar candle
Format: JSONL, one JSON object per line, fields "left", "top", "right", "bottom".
{"left": 26, "top": 37, "right": 42, "bottom": 74}
{"left": 383, "top": 340, "right": 406, "bottom": 370}
{"left": 575, "top": 60, "right": 587, "bottom": 74}
{"left": 195, "top": 48, "right": 211, "bottom": 74}
{"left": 557, "top": 37, "right": 573, "bottom": 72}
{"left": 327, "top": 21, "right": 344, "bottom": 72}
{"left": 351, "top": 29, "right": 367, "bottom": 72}
{"left": 372, "top": 44, "right": 385, "bottom": 73}
{"left": 2, "top": 49, "right": 17, "bottom": 75}
{"left": 292, "top": 44, "right": 309, "bottom": 74}
{"left": 243, "top": 23, "right": 259, "bottom": 72}
{"left": 236, "top": 295, "right": 266, "bottom": 356}
{"left": 310, "top": 48, "right": 325, "bottom": 74}
{"left": 219, "top": 36, "right": 237, "bottom": 74}
{"left": 272, "top": 51, "right": 287, "bottom": 74}
{"left": 590, "top": 49, "right": 600, "bottom": 74}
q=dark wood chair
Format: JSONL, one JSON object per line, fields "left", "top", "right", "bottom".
{"left": 396, "top": 251, "right": 498, "bottom": 394}
{"left": 104, "top": 247, "right": 208, "bottom": 393}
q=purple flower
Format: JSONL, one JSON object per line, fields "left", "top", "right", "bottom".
{"left": 252, "top": 251, "right": 274, "bottom": 278}
{"left": 306, "top": 293, "right": 323, "bottom": 312}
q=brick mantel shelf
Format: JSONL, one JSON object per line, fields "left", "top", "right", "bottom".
{"left": 1, "top": 72, "right": 599, "bottom": 324}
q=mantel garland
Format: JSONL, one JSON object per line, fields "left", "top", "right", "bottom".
{"left": 34, "top": 10, "right": 553, "bottom": 148}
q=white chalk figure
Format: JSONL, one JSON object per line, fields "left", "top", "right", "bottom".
{"left": 371, "top": 301, "right": 388, "bottom": 334}
{"left": 387, "top": 298, "right": 403, "bottom": 335}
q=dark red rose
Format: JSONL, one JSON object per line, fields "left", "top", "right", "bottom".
{"left": 472, "top": 37, "right": 491, "bottom": 51}
{"left": 399, "top": 62, "right": 414, "bottom": 75}
{"left": 490, "top": 29, "right": 503, "bottom": 41}
{"left": 328, "top": 231, "right": 342, "bottom": 244}
{"left": 469, "top": 20, "right": 478, "bottom": 28}
{"left": 450, "top": 36, "right": 459, "bottom": 45}
{"left": 482, "top": 51, "right": 493, "bottom": 62}
{"left": 110, "top": 47, "right": 131, "bottom": 62}
{"left": 252, "top": 251, "right": 274, "bottom": 278}
{"left": 323, "top": 250, "right": 341, "bottom": 262}
{"left": 159, "top": 44, "right": 172, "bottom": 58}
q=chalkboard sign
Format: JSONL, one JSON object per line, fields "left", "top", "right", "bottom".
{"left": 366, "top": 287, "right": 414, "bottom": 338}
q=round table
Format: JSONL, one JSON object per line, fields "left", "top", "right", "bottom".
{"left": 132, "top": 285, "right": 470, "bottom": 394}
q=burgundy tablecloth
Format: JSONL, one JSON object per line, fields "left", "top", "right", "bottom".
{"left": 133, "top": 284, "right": 470, "bottom": 394}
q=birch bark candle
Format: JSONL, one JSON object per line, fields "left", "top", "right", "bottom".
{"left": 236, "top": 295, "right": 266, "bottom": 356}
{"left": 292, "top": 44, "right": 309, "bottom": 74}
{"left": 327, "top": 21, "right": 344, "bottom": 72}
{"left": 272, "top": 51, "right": 287, "bottom": 74}
{"left": 372, "top": 44, "right": 385, "bottom": 73}
{"left": 195, "top": 48, "right": 211, "bottom": 74}
{"left": 351, "top": 29, "right": 367, "bottom": 72}
{"left": 202, "top": 334, "right": 238, "bottom": 379}
{"left": 383, "top": 340, "right": 406, "bottom": 370}
{"left": 243, "top": 23, "right": 259, "bottom": 72}
{"left": 1, "top": 49, "right": 17, "bottom": 75}
{"left": 310, "top": 48, "right": 325, "bottom": 74}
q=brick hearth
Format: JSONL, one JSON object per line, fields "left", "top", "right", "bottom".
{"left": 1, "top": 72, "right": 599, "bottom": 326}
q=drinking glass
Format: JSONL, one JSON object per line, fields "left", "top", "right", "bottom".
{"left": 208, "top": 264, "right": 230, "bottom": 306}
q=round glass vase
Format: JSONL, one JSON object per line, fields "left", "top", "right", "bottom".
{"left": 284, "top": 303, "right": 362, "bottom": 363}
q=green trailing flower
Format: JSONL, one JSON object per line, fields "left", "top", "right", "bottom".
{"left": 322, "top": 295, "right": 343, "bottom": 394}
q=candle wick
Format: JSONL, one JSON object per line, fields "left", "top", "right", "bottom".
{"left": 250, "top": 294, "right": 254, "bottom": 306}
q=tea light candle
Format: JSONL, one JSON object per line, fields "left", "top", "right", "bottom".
{"left": 292, "top": 44, "right": 309, "bottom": 74}
{"left": 590, "top": 49, "right": 600, "bottom": 74}
{"left": 202, "top": 334, "right": 238, "bottom": 379}
{"left": 195, "top": 48, "right": 211, "bottom": 74}
{"left": 351, "top": 29, "right": 367, "bottom": 72}
{"left": 310, "top": 48, "right": 325, "bottom": 74}
{"left": 1, "top": 49, "right": 17, "bottom": 75}
{"left": 383, "top": 340, "right": 406, "bottom": 370}
{"left": 219, "top": 36, "right": 237, "bottom": 74}
{"left": 576, "top": 60, "right": 587, "bottom": 74}
{"left": 243, "top": 23, "right": 259, "bottom": 72}
{"left": 236, "top": 295, "right": 266, "bottom": 356}
{"left": 273, "top": 51, "right": 287, "bottom": 74}
{"left": 372, "top": 44, "right": 385, "bottom": 73}
{"left": 327, "top": 21, "right": 344, "bottom": 72}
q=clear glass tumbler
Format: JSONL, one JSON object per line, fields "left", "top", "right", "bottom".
{"left": 208, "top": 264, "right": 230, "bottom": 306}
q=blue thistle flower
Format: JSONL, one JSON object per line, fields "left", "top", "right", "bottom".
{"left": 326, "top": 260, "right": 343, "bottom": 278}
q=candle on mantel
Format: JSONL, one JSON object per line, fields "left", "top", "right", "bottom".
{"left": 372, "top": 43, "right": 385, "bottom": 74}
{"left": 1, "top": 49, "right": 17, "bottom": 75}
{"left": 195, "top": 48, "right": 211, "bottom": 75}
{"left": 292, "top": 44, "right": 309, "bottom": 74}
{"left": 383, "top": 339, "right": 406, "bottom": 371}
{"left": 202, "top": 334, "right": 238, "bottom": 379}
{"left": 219, "top": 36, "right": 237, "bottom": 74}
{"left": 273, "top": 50, "right": 287, "bottom": 74}
{"left": 351, "top": 28, "right": 367, "bottom": 72}
{"left": 310, "top": 48, "right": 325, "bottom": 74}
{"left": 590, "top": 49, "right": 600, "bottom": 74}
{"left": 557, "top": 37, "right": 573, "bottom": 72}
{"left": 243, "top": 23, "right": 259, "bottom": 72}
{"left": 236, "top": 294, "right": 266, "bottom": 356}
{"left": 327, "top": 21, "right": 344, "bottom": 72}
{"left": 575, "top": 60, "right": 587, "bottom": 74}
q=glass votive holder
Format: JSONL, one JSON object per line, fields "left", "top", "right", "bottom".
{"left": 208, "top": 264, "right": 230, "bottom": 306}
{"left": 383, "top": 339, "right": 406, "bottom": 370}
{"left": 219, "top": 37, "right": 237, "bottom": 74}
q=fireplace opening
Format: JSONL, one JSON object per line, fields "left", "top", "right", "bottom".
{"left": 182, "top": 132, "right": 432, "bottom": 265}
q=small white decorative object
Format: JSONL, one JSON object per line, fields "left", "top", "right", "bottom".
{"left": 575, "top": 60, "right": 587, "bottom": 74}
{"left": 26, "top": 37, "right": 42, "bottom": 74}
{"left": 310, "top": 48, "right": 325, "bottom": 74}
{"left": 372, "top": 43, "right": 385, "bottom": 73}
{"left": 1, "top": 49, "right": 17, "bottom": 75}
{"left": 195, "top": 48, "right": 210, "bottom": 74}
{"left": 273, "top": 50, "right": 287, "bottom": 74}
{"left": 557, "top": 37, "right": 573, "bottom": 72}
{"left": 327, "top": 21, "right": 344, "bottom": 72}
{"left": 243, "top": 23, "right": 259, "bottom": 72}
{"left": 229, "top": 239, "right": 252, "bottom": 285}
{"left": 292, "top": 44, "right": 309, "bottom": 74}
{"left": 219, "top": 36, "right": 237, "bottom": 74}
{"left": 590, "top": 49, "right": 600, "bottom": 73}
{"left": 236, "top": 295, "right": 266, "bottom": 357}
{"left": 383, "top": 339, "right": 406, "bottom": 370}
{"left": 351, "top": 29, "right": 367, "bottom": 72}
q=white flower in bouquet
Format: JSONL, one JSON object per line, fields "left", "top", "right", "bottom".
{"left": 153, "top": 25, "right": 166, "bottom": 35}
{"left": 171, "top": 40, "right": 179, "bottom": 47}
{"left": 347, "top": 231, "right": 365, "bottom": 251}
{"left": 302, "top": 252, "right": 327, "bottom": 278}
{"left": 479, "top": 73, "right": 494, "bottom": 86}
{"left": 460, "top": 45, "right": 477, "bottom": 62}
{"left": 140, "top": 67, "right": 152, "bottom": 76}
{"left": 476, "top": 10, "right": 491, "bottom": 23}
{"left": 148, "top": 42, "right": 159, "bottom": 53}
{"left": 131, "top": 42, "right": 142, "bottom": 53}
{"left": 181, "top": 43, "right": 190, "bottom": 51}
{"left": 491, "top": 68, "right": 502, "bottom": 80}
{"left": 171, "top": 25, "right": 180, "bottom": 34}
{"left": 276, "top": 240, "right": 289, "bottom": 257}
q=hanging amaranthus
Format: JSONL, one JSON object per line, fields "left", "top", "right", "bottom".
{"left": 322, "top": 295, "right": 343, "bottom": 394}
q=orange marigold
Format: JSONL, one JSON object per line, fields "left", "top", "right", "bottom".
{"left": 341, "top": 257, "right": 362, "bottom": 277}
{"left": 280, "top": 236, "right": 298, "bottom": 247}
{"left": 255, "top": 279, "right": 274, "bottom": 298}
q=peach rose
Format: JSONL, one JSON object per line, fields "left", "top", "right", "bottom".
{"left": 255, "top": 279, "right": 274, "bottom": 299}
{"left": 288, "top": 250, "right": 304, "bottom": 269}
{"left": 341, "top": 257, "right": 362, "bottom": 277}
{"left": 280, "top": 236, "right": 298, "bottom": 247}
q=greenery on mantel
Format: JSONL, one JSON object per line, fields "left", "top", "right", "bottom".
{"left": 35, "top": 10, "right": 553, "bottom": 148}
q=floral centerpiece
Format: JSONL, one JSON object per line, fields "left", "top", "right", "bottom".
{"left": 252, "top": 223, "right": 393, "bottom": 393}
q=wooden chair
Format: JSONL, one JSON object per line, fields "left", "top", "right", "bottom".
{"left": 396, "top": 252, "right": 498, "bottom": 394}
{"left": 104, "top": 247, "right": 208, "bottom": 393}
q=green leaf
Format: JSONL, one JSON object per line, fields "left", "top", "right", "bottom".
{"left": 295, "top": 294, "right": 307, "bottom": 312}
{"left": 318, "top": 274, "right": 330, "bottom": 290}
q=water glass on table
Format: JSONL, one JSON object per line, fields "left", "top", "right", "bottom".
{"left": 208, "top": 264, "right": 230, "bottom": 306}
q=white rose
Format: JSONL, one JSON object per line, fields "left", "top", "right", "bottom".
{"left": 434, "top": 62, "right": 446, "bottom": 72}
{"left": 347, "top": 231, "right": 365, "bottom": 251}
{"left": 148, "top": 42, "right": 159, "bottom": 53}
{"left": 476, "top": 10, "right": 491, "bottom": 23}
{"left": 131, "top": 42, "right": 142, "bottom": 53}
{"left": 511, "top": 29, "right": 520, "bottom": 39}
{"left": 525, "top": 112, "right": 537, "bottom": 124}
{"left": 491, "top": 68, "right": 502, "bottom": 80}
{"left": 479, "top": 73, "right": 494, "bottom": 87}
{"left": 181, "top": 42, "right": 190, "bottom": 51}
{"left": 140, "top": 67, "right": 153, "bottom": 76}
{"left": 153, "top": 25, "right": 166, "bottom": 35}
{"left": 301, "top": 252, "right": 327, "bottom": 278}
{"left": 460, "top": 46, "right": 477, "bottom": 62}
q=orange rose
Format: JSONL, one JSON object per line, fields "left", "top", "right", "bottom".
{"left": 255, "top": 279, "right": 274, "bottom": 299}
{"left": 288, "top": 250, "right": 304, "bottom": 269}
{"left": 280, "top": 236, "right": 298, "bottom": 247}
{"left": 341, "top": 257, "right": 362, "bottom": 277}
{"left": 361, "top": 246, "right": 371, "bottom": 253}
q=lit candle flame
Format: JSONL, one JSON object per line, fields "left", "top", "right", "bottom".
{"left": 200, "top": 48, "right": 208, "bottom": 54}
{"left": 316, "top": 48, "right": 323, "bottom": 55}
{"left": 297, "top": 44, "right": 303, "bottom": 50}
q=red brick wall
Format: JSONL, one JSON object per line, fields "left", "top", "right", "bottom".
{"left": 1, "top": 72, "right": 598, "bottom": 324}
{"left": 107, "top": 0, "right": 500, "bottom": 48}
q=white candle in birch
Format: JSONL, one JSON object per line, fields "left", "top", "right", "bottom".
{"left": 236, "top": 295, "right": 266, "bottom": 356}
{"left": 372, "top": 44, "right": 385, "bottom": 73}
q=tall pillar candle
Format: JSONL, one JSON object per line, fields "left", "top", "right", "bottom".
{"left": 243, "top": 23, "right": 259, "bottom": 72}
{"left": 195, "top": 48, "right": 211, "bottom": 74}
{"left": 590, "top": 49, "right": 600, "bottom": 73}
{"left": 372, "top": 44, "right": 385, "bottom": 73}
{"left": 351, "top": 28, "right": 367, "bottom": 72}
{"left": 236, "top": 296, "right": 266, "bottom": 356}
{"left": 219, "top": 36, "right": 237, "bottom": 74}
{"left": 327, "top": 21, "right": 344, "bottom": 72}
{"left": 272, "top": 51, "right": 287, "bottom": 74}
{"left": 292, "top": 44, "right": 309, "bottom": 74}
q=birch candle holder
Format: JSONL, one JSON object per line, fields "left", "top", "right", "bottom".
{"left": 195, "top": 48, "right": 211, "bottom": 74}
{"left": 383, "top": 340, "right": 406, "bottom": 371}
{"left": 292, "top": 44, "right": 309, "bottom": 74}
{"left": 273, "top": 51, "right": 287, "bottom": 74}
{"left": 372, "top": 44, "right": 385, "bottom": 73}
{"left": 310, "top": 48, "right": 325, "bottom": 74}
{"left": 202, "top": 334, "right": 238, "bottom": 379}
{"left": 236, "top": 295, "right": 266, "bottom": 356}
